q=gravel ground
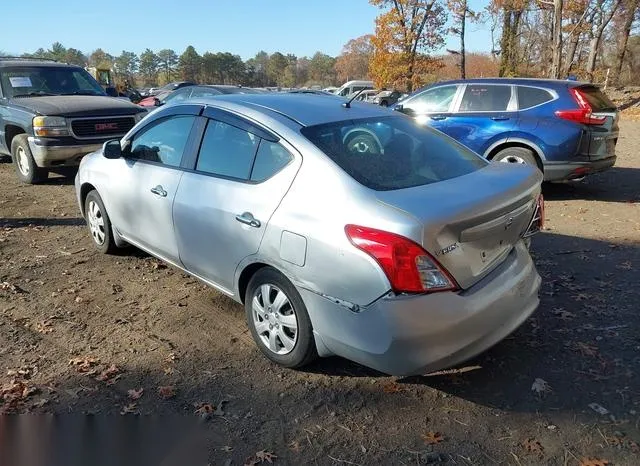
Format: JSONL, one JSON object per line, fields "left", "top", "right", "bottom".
{"left": 1, "top": 121, "right": 639, "bottom": 465}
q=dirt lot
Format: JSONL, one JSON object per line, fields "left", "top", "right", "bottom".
{"left": 1, "top": 122, "right": 639, "bottom": 466}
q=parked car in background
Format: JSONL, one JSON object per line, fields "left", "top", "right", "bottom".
{"left": 148, "top": 81, "right": 196, "bottom": 97}
{"left": 323, "top": 86, "right": 338, "bottom": 93}
{"left": 141, "top": 84, "right": 268, "bottom": 108}
{"left": 75, "top": 93, "right": 543, "bottom": 376}
{"left": 395, "top": 78, "right": 619, "bottom": 181}
{"left": 0, "top": 57, "right": 147, "bottom": 184}
{"left": 353, "top": 89, "right": 379, "bottom": 102}
{"left": 334, "top": 80, "right": 374, "bottom": 97}
{"left": 374, "top": 89, "right": 403, "bottom": 107}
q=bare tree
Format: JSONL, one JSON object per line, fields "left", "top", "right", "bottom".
{"left": 550, "top": 0, "right": 564, "bottom": 78}
{"left": 612, "top": 0, "right": 640, "bottom": 83}
{"left": 586, "top": 0, "right": 623, "bottom": 81}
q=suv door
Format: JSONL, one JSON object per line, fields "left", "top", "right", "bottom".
{"left": 106, "top": 107, "right": 200, "bottom": 263}
{"left": 445, "top": 84, "right": 516, "bottom": 155}
{"left": 395, "top": 85, "right": 460, "bottom": 132}
{"left": 173, "top": 109, "right": 300, "bottom": 295}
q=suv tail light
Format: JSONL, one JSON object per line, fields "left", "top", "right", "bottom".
{"left": 555, "top": 88, "right": 606, "bottom": 125}
{"left": 345, "top": 225, "right": 459, "bottom": 294}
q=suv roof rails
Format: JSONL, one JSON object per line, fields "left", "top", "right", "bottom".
{"left": 0, "top": 56, "right": 59, "bottom": 62}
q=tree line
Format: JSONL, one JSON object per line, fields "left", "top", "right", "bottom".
{"left": 9, "top": 0, "right": 640, "bottom": 92}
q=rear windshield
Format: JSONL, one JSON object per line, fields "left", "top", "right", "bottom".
{"left": 301, "top": 116, "right": 487, "bottom": 191}
{"left": 578, "top": 86, "right": 617, "bottom": 111}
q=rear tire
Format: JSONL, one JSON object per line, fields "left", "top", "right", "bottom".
{"left": 84, "top": 190, "right": 118, "bottom": 254}
{"left": 245, "top": 268, "right": 317, "bottom": 369}
{"left": 11, "top": 134, "right": 48, "bottom": 184}
{"left": 492, "top": 147, "right": 540, "bottom": 171}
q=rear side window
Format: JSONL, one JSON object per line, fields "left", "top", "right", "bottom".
{"left": 517, "top": 86, "right": 553, "bottom": 109}
{"left": 250, "top": 141, "right": 293, "bottom": 181}
{"left": 301, "top": 116, "right": 487, "bottom": 191}
{"left": 459, "top": 85, "right": 511, "bottom": 112}
{"left": 577, "top": 86, "right": 617, "bottom": 111}
{"left": 196, "top": 120, "right": 258, "bottom": 179}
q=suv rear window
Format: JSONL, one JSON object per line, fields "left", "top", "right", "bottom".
{"left": 301, "top": 116, "right": 487, "bottom": 191}
{"left": 577, "top": 86, "right": 617, "bottom": 112}
{"left": 517, "top": 86, "right": 553, "bottom": 109}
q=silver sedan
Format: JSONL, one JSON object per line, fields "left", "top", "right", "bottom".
{"left": 75, "top": 93, "right": 543, "bottom": 376}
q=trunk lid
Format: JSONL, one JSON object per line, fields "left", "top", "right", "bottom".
{"left": 375, "top": 163, "right": 542, "bottom": 289}
{"left": 576, "top": 85, "right": 619, "bottom": 161}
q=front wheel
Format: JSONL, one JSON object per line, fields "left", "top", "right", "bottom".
{"left": 11, "top": 134, "right": 48, "bottom": 184}
{"left": 84, "top": 190, "right": 118, "bottom": 254}
{"left": 245, "top": 268, "right": 317, "bottom": 369}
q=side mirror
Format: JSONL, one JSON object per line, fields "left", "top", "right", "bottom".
{"left": 105, "top": 87, "right": 118, "bottom": 97}
{"left": 103, "top": 139, "right": 122, "bottom": 159}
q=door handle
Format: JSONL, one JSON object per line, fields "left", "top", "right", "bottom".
{"left": 430, "top": 115, "right": 447, "bottom": 121}
{"left": 150, "top": 185, "right": 167, "bottom": 197}
{"left": 235, "top": 212, "right": 261, "bottom": 228}
{"left": 491, "top": 116, "right": 509, "bottom": 121}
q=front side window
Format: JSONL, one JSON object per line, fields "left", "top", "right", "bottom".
{"left": 128, "top": 115, "right": 195, "bottom": 167}
{"left": 403, "top": 86, "right": 458, "bottom": 114}
{"left": 196, "top": 120, "right": 258, "bottom": 179}
{"left": 0, "top": 66, "right": 105, "bottom": 98}
{"left": 459, "top": 85, "right": 511, "bottom": 112}
{"left": 301, "top": 116, "right": 487, "bottom": 191}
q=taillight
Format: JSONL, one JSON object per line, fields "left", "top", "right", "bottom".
{"left": 555, "top": 88, "right": 606, "bottom": 125}
{"left": 344, "top": 225, "right": 459, "bottom": 294}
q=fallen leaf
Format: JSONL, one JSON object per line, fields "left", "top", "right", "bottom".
{"left": 382, "top": 381, "right": 403, "bottom": 393}
{"left": 164, "top": 353, "right": 177, "bottom": 363}
{"left": 35, "top": 321, "right": 54, "bottom": 334}
{"left": 617, "top": 261, "right": 633, "bottom": 270}
{"left": 288, "top": 441, "right": 301, "bottom": 452}
{"left": 523, "top": 438, "right": 544, "bottom": 456}
{"left": 127, "top": 388, "right": 144, "bottom": 400}
{"left": 120, "top": 403, "right": 137, "bottom": 415}
{"left": 194, "top": 402, "right": 215, "bottom": 416}
{"left": 422, "top": 431, "right": 445, "bottom": 445}
{"left": 163, "top": 367, "right": 175, "bottom": 376}
{"left": 69, "top": 356, "right": 100, "bottom": 374}
{"left": 579, "top": 458, "right": 609, "bottom": 466}
{"left": 531, "top": 378, "right": 551, "bottom": 395}
{"left": 96, "top": 364, "right": 120, "bottom": 384}
{"left": 158, "top": 385, "right": 176, "bottom": 400}
{"left": 0, "top": 281, "right": 26, "bottom": 294}
{"left": 220, "top": 446, "right": 233, "bottom": 453}
{"left": 255, "top": 450, "right": 277, "bottom": 464}
{"left": 574, "top": 342, "right": 599, "bottom": 357}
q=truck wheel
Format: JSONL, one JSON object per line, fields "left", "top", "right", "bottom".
{"left": 11, "top": 135, "right": 48, "bottom": 184}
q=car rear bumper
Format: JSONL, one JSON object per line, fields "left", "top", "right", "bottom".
{"left": 543, "top": 156, "right": 616, "bottom": 181}
{"left": 300, "top": 241, "right": 540, "bottom": 376}
{"left": 28, "top": 137, "right": 102, "bottom": 168}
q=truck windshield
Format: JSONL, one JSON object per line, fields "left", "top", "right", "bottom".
{"left": 0, "top": 66, "right": 106, "bottom": 98}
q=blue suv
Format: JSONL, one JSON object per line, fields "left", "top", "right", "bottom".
{"left": 394, "top": 78, "right": 619, "bottom": 181}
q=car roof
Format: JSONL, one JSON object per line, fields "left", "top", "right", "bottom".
{"left": 190, "top": 93, "right": 393, "bottom": 126}
{"left": 0, "top": 59, "right": 80, "bottom": 69}
{"left": 420, "top": 77, "right": 591, "bottom": 90}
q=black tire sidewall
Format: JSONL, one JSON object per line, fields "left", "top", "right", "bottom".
{"left": 245, "top": 268, "right": 317, "bottom": 368}
{"left": 84, "top": 190, "right": 116, "bottom": 254}
{"left": 11, "top": 135, "right": 47, "bottom": 184}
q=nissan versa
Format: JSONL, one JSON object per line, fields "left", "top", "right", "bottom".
{"left": 75, "top": 94, "right": 544, "bottom": 376}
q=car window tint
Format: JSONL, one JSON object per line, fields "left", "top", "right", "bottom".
{"left": 128, "top": 115, "right": 195, "bottom": 167}
{"left": 191, "top": 88, "right": 223, "bottom": 98}
{"left": 459, "top": 85, "right": 511, "bottom": 112}
{"left": 517, "top": 86, "right": 553, "bottom": 109}
{"left": 196, "top": 120, "right": 258, "bottom": 179}
{"left": 403, "top": 86, "right": 457, "bottom": 113}
{"left": 301, "top": 116, "right": 487, "bottom": 191}
{"left": 251, "top": 141, "right": 293, "bottom": 181}
{"left": 577, "top": 86, "right": 617, "bottom": 111}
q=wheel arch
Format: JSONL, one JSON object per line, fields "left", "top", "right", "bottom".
{"left": 5, "top": 124, "right": 26, "bottom": 152}
{"left": 79, "top": 182, "right": 98, "bottom": 217}
{"left": 485, "top": 139, "right": 545, "bottom": 171}
{"left": 237, "top": 262, "right": 271, "bottom": 304}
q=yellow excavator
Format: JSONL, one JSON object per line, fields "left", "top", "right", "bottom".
{"left": 85, "top": 67, "right": 141, "bottom": 103}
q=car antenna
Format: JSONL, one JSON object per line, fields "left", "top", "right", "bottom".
{"left": 342, "top": 88, "right": 366, "bottom": 108}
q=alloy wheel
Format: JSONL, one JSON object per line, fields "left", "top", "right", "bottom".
{"left": 16, "top": 147, "right": 30, "bottom": 176}
{"left": 498, "top": 154, "right": 528, "bottom": 164}
{"left": 251, "top": 284, "right": 298, "bottom": 355}
{"left": 87, "top": 200, "right": 106, "bottom": 245}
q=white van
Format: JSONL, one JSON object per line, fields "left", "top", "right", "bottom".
{"left": 334, "top": 80, "right": 374, "bottom": 97}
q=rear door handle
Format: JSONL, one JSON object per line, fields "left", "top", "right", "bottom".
{"left": 430, "top": 115, "right": 447, "bottom": 121}
{"left": 491, "top": 116, "right": 509, "bottom": 121}
{"left": 150, "top": 185, "right": 167, "bottom": 197}
{"left": 235, "top": 212, "right": 261, "bottom": 228}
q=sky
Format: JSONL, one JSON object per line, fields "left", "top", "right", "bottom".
{"left": 0, "top": 0, "right": 493, "bottom": 60}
